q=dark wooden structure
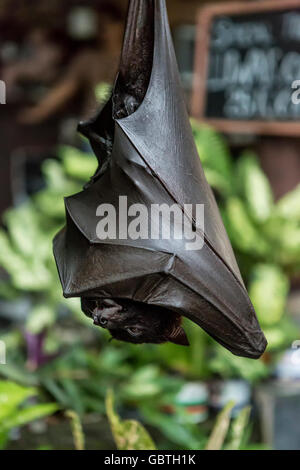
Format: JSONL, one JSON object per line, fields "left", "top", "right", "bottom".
{"left": 192, "top": 0, "right": 300, "bottom": 136}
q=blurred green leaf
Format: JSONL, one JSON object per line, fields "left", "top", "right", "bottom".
{"left": 249, "top": 264, "right": 289, "bottom": 326}
{"left": 0, "top": 363, "right": 39, "bottom": 387}
{"left": 141, "top": 404, "right": 203, "bottom": 450}
{"left": 209, "top": 346, "right": 269, "bottom": 383}
{"left": 191, "top": 121, "right": 234, "bottom": 197}
{"left": 34, "top": 190, "right": 68, "bottom": 219}
{"left": 95, "top": 82, "right": 112, "bottom": 104}
{"left": 42, "top": 159, "right": 73, "bottom": 192}
{"left": 122, "top": 366, "right": 161, "bottom": 400}
{"left": 205, "top": 401, "right": 235, "bottom": 450}
{"left": 61, "top": 379, "right": 85, "bottom": 416}
{"left": 0, "top": 431, "right": 8, "bottom": 450}
{"left": 106, "top": 389, "right": 156, "bottom": 451}
{"left": 225, "top": 198, "right": 269, "bottom": 256}
{"left": 0, "top": 403, "right": 59, "bottom": 433}
{"left": 0, "top": 281, "right": 19, "bottom": 300}
{"left": 26, "top": 304, "right": 56, "bottom": 334}
{"left": 0, "top": 230, "right": 52, "bottom": 291}
{"left": 277, "top": 222, "right": 300, "bottom": 265}
{"left": 226, "top": 406, "right": 251, "bottom": 450}
{"left": 236, "top": 152, "right": 274, "bottom": 223}
{"left": 202, "top": 168, "right": 232, "bottom": 196}
{"left": 59, "top": 146, "right": 97, "bottom": 182}
{"left": 4, "top": 204, "right": 48, "bottom": 259}
{"left": 263, "top": 317, "right": 299, "bottom": 351}
{"left": 66, "top": 410, "right": 85, "bottom": 450}
{"left": 0, "top": 381, "right": 36, "bottom": 421}
{"left": 0, "top": 380, "right": 58, "bottom": 448}
{"left": 276, "top": 184, "right": 300, "bottom": 221}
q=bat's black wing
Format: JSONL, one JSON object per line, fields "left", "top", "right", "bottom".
{"left": 53, "top": 0, "right": 267, "bottom": 359}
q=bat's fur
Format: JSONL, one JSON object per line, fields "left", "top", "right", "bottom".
{"left": 81, "top": 298, "right": 189, "bottom": 346}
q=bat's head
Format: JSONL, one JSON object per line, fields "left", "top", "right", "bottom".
{"left": 81, "top": 298, "right": 189, "bottom": 346}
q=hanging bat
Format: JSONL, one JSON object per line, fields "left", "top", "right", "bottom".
{"left": 53, "top": 0, "right": 267, "bottom": 358}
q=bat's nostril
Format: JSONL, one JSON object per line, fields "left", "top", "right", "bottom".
{"left": 100, "top": 316, "right": 108, "bottom": 326}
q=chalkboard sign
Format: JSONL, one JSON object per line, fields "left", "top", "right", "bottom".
{"left": 192, "top": 0, "right": 300, "bottom": 135}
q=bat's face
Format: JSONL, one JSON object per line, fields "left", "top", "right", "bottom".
{"left": 81, "top": 298, "right": 189, "bottom": 346}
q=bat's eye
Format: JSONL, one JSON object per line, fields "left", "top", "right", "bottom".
{"left": 126, "top": 327, "right": 140, "bottom": 336}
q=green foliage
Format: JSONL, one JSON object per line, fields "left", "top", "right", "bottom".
{"left": 121, "top": 366, "right": 163, "bottom": 400}
{"left": 208, "top": 346, "right": 269, "bottom": 383}
{"left": 192, "top": 120, "right": 234, "bottom": 197}
{"left": 59, "top": 146, "right": 97, "bottom": 182}
{"left": 205, "top": 401, "right": 235, "bottom": 450}
{"left": 247, "top": 260, "right": 296, "bottom": 353}
{"left": 0, "top": 118, "right": 296, "bottom": 450}
{"left": 107, "top": 390, "right": 251, "bottom": 451}
{"left": 0, "top": 227, "right": 52, "bottom": 292}
{"left": 205, "top": 403, "right": 251, "bottom": 450}
{"left": 66, "top": 410, "right": 85, "bottom": 450}
{"left": 0, "top": 147, "right": 97, "bottom": 333}
{"left": 147, "top": 321, "right": 211, "bottom": 380}
{"left": 225, "top": 197, "right": 270, "bottom": 257}
{"left": 263, "top": 317, "right": 298, "bottom": 352}
{"left": 192, "top": 120, "right": 300, "bottom": 377}
{"left": 106, "top": 389, "right": 156, "bottom": 451}
{"left": 0, "top": 380, "right": 59, "bottom": 449}
{"left": 235, "top": 151, "right": 274, "bottom": 223}
{"left": 95, "top": 83, "right": 112, "bottom": 104}
{"left": 192, "top": 121, "right": 300, "bottom": 273}
{"left": 276, "top": 184, "right": 300, "bottom": 220}
{"left": 226, "top": 406, "right": 251, "bottom": 450}
{"left": 249, "top": 264, "right": 289, "bottom": 326}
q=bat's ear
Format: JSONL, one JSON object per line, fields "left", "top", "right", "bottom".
{"left": 169, "top": 326, "right": 190, "bottom": 347}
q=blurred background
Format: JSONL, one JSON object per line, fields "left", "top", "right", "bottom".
{"left": 0, "top": 0, "right": 300, "bottom": 451}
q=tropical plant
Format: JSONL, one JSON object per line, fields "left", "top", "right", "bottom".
{"left": 192, "top": 120, "right": 300, "bottom": 359}
{"left": 0, "top": 106, "right": 297, "bottom": 449}
{"left": 0, "top": 146, "right": 98, "bottom": 368}
{"left": 106, "top": 389, "right": 156, "bottom": 450}
{"left": 106, "top": 389, "right": 253, "bottom": 451}
{"left": 65, "top": 410, "right": 85, "bottom": 450}
{"left": 0, "top": 380, "right": 59, "bottom": 449}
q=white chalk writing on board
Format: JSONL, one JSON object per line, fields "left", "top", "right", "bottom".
{"left": 211, "top": 18, "right": 273, "bottom": 50}
{"left": 206, "top": 14, "right": 300, "bottom": 120}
